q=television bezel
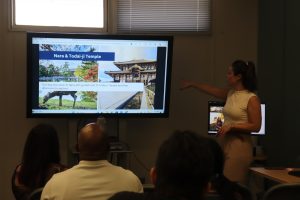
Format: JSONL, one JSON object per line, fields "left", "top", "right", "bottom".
{"left": 26, "top": 32, "right": 173, "bottom": 118}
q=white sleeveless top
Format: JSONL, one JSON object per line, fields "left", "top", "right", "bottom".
{"left": 223, "top": 89, "right": 256, "bottom": 127}
{"left": 219, "top": 89, "right": 257, "bottom": 183}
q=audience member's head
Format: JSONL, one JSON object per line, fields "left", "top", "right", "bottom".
{"left": 206, "top": 137, "right": 240, "bottom": 200}
{"left": 151, "top": 130, "right": 214, "bottom": 200}
{"left": 78, "top": 123, "right": 109, "bottom": 161}
{"left": 206, "top": 137, "right": 225, "bottom": 176}
{"left": 41, "top": 122, "right": 142, "bottom": 200}
{"left": 20, "top": 124, "right": 60, "bottom": 187}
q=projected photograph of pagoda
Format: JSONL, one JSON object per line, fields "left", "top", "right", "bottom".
{"left": 101, "top": 59, "right": 157, "bottom": 110}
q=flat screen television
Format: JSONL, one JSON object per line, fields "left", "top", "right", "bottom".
{"left": 27, "top": 32, "right": 173, "bottom": 118}
{"left": 208, "top": 101, "right": 266, "bottom": 136}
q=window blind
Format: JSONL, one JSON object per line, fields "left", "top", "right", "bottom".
{"left": 117, "top": 0, "right": 211, "bottom": 33}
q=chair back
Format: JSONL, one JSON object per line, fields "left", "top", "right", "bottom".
{"left": 205, "top": 184, "right": 254, "bottom": 200}
{"left": 27, "top": 187, "right": 43, "bottom": 200}
{"left": 205, "top": 192, "right": 222, "bottom": 200}
{"left": 235, "top": 183, "right": 254, "bottom": 200}
{"left": 263, "top": 183, "right": 300, "bottom": 200}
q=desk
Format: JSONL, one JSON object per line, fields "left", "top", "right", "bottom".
{"left": 250, "top": 167, "right": 300, "bottom": 184}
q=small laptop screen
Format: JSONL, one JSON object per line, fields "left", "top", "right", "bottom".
{"left": 208, "top": 101, "right": 266, "bottom": 136}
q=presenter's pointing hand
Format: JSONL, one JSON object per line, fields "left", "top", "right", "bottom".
{"left": 180, "top": 80, "right": 193, "bottom": 90}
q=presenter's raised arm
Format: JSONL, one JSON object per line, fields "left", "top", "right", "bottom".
{"left": 180, "top": 80, "right": 228, "bottom": 100}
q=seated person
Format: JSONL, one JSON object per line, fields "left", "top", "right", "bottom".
{"left": 12, "top": 124, "right": 66, "bottom": 200}
{"left": 41, "top": 123, "right": 143, "bottom": 200}
{"left": 109, "top": 130, "right": 214, "bottom": 200}
{"left": 206, "top": 137, "right": 246, "bottom": 200}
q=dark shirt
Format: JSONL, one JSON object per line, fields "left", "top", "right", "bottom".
{"left": 109, "top": 191, "right": 203, "bottom": 200}
{"left": 11, "top": 163, "right": 66, "bottom": 200}
{"left": 211, "top": 174, "right": 244, "bottom": 200}
{"left": 109, "top": 192, "right": 145, "bottom": 200}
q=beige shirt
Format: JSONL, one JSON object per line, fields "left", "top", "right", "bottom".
{"left": 219, "top": 89, "right": 256, "bottom": 183}
{"left": 41, "top": 160, "right": 143, "bottom": 200}
{"left": 223, "top": 89, "right": 256, "bottom": 126}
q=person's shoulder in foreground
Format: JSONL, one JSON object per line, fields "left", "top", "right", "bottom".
{"left": 110, "top": 130, "right": 214, "bottom": 200}
{"left": 41, "top": 123, "right": 142, "bottom": 200}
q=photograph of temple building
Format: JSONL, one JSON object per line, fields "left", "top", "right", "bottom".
{"left": 102, "top": 59, "right": 157, "bottom": 110}
{"left": 105, "top": 59, "right": 157, "bottom": 85}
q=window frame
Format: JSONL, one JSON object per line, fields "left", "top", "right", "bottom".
{"left": 9, "top": 0, "right": 109, "bottom": 33}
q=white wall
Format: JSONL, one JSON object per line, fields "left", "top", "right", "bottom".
{"left": 0, "top": 0, "right": 257, "bottom": 199}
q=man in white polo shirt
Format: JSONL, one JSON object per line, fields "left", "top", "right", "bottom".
{"left": 41, "top": 123, "right": 143, "bottom": 200}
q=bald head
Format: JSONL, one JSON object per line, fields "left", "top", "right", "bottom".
{"left": 78, "top": 123, "right": 109, "bottom": 161}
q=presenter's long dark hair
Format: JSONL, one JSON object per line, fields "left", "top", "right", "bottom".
{"left": 19, "top": 124, "right": 60, "bottom": 188}
{"left": 232, "top": 60, "right": 257, "bottom": 92}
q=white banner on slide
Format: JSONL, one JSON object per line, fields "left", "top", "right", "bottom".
{"left": 39, "top": 82, "right": 144, "bottom": 92}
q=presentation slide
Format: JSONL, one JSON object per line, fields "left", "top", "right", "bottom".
{"left": 31, "top": 37, "right": 168, "bottom": 114}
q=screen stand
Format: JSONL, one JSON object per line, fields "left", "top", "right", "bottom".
{"left": 101, "top": 117, "right": 132, "bottom": 169}
{"left": 96, "top": 116, "right": 107, "bottom": 130}
{"left": 68, "top": 117, "right": 132, "bottom": 169}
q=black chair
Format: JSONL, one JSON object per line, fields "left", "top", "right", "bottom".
{"left": 27, "top": 187, "right": 43, "bottom": 200}
{"left": 235, "top": 183, "right": 254, "bottom": 200}
{"left": 262, "top": 183, "right": 300, "bottom": 200}
{"left": 205, "top": 184, "right": 254, "bottom": 200}
{"left": 205, "top": 192, "right": 222, "bottom": 200}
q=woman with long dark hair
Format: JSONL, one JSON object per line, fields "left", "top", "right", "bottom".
{"left": 206, "top": 137, "right": 242, "bottom": 200}
{"left": 181, "top": 60, "right": 261, "bottom": 184}
{"left": 12, "top": 124, "right": 66, "bottom": 200}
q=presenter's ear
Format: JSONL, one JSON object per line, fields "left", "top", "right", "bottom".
{"left": 150, "top": 167, "right": 157, "bottom": 185}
